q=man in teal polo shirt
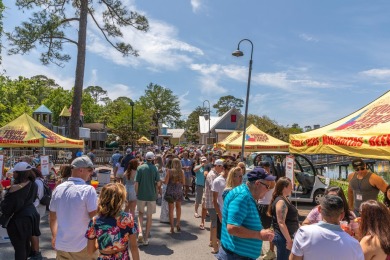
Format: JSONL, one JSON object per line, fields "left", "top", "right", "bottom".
{"left": 135, "top": 151, "right": 160, "bottom": 246}
{"left": 219, "top": 168, "right": 276, "bottom": 260}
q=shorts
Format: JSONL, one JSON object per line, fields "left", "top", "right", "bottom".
{"left": 195, "top": 185, "right": 204, "bottom": 204}
{"left": 217, "top": 214, "right": 222, "bottom": 240}
{"left": 137, "top": 200, "right": 156, "bottom": 215}
{"left": 185, "top": 176, "right": 192, "bottom": 186}
{"left": 257, "top": 203, "right": 272, "bottom": 229}
{"left": 125, "top": 184, "right": 137, "bottom": 201}
{"left": 207, "top": 208, "right": 217, "bottom": 228}
{"left": 184, "top": 172, "right": 192, "bottom": 186}
{"left": 116, "top": 167, "right": 125, "bottom": 178}
{"left": 56, "top": 246, "right": 98, "bottom": 260}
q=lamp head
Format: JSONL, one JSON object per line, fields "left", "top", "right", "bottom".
{"left": 232, "top": 49, "right": 244, "bottom": 57}
{"left": 204, "top": 114, "right": 209, "bottom": 120}
{"left": 129, "top": 101, "right": 135, "bottom": 106}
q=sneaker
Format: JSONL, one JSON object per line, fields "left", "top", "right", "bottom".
{"left": 137, "top": 234, "right": 144, "bottom": 244}
{"left": 143, "top": 239, "right": 149, "bottom": 246}
{"left": 29, "top": 252, "right": 43, "bottom": 260}
{"left": 194, "top": 212, "right": 200, "bottom": 218}
{"left": 262, "top": 250, "right": 276, "bottom": 260}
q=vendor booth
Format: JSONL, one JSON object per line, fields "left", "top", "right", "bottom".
{"left": 137, "top": 136, "right": 153, "bottom": 145}
{"left": 289, "top": 90, "right": 390, "bottom": 159}
{"left": 225, "top": 124, "right": 289, "bottom": 152}
{"left": 215, "top": 131, "right": 241, "bottom": 149}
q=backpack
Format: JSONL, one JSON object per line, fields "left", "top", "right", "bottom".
{"left": 39, "top": 179, "right": 52, "bottom": 206}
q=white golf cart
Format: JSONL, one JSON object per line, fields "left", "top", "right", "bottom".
{"left": 246, "top": 151, "right": 327, "bottom": 204}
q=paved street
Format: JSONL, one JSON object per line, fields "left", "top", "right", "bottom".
{"left": 0, "top": 192, "right": 312, "bottom": 260}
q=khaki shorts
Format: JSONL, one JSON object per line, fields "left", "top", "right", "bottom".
{"left": 185, "top": 177, "right": 192, "bottom": 186}
{"left": 56, "top": 246, "right": 98, "bottom": 260}
{"left": 137, "top": 200, "right": 156, "bottom": 215}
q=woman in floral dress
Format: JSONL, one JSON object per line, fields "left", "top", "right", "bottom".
{"left": 85, "top": 183, "right": 139, "bottom": 260}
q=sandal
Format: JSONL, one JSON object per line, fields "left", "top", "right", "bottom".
{"left": 194, "top": 212, "right": 200, "bottom": 218}
{"left": 170, "top": 227, "right": 175, "bottom": 234}
{"left": 199, "top": 224, "right": 205, "bottom": 230}
{"left": 211, "top": 250, "right": 219, "bottom": 254}
{"left": 176, "top": 226, "right": 181, "bottom": 232}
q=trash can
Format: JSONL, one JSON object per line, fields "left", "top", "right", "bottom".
{"left": 97, "top": 169, "right": 111, "bottom": 186}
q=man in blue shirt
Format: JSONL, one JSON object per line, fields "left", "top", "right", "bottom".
{"left": 219, "top": 168, "right": 276, "bottom": 260}
{"left": 193, "top": 156, "right": 207, "bottom": 228}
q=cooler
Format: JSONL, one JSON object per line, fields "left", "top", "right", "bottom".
{"left": 97, "top": 169, "right": 111, "bottom": 186}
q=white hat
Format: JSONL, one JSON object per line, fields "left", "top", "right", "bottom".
{"left": 214, "top": 159, "right": 224, "bottom": 166}
{"left": 145, "top": 151, "right": 155, "bottom": 160}
{"left": 13, "top": 162, "right": 33, "bottom": 172}
{"left": 200, "top": 156, "right": 207, "bottom": 162}
{"left": 126, "top": 148, "right": 132, "bottom": 154}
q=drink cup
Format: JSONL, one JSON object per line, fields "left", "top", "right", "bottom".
{"left": 340, "top": 221, "right": 351, "bottom": 233}
{"left": 91, "top": 180, "right": 99, "bottom": 189}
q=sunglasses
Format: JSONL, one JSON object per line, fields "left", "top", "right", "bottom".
{"left": 259, "top": 181, "right": 271, "bottom": 190}
{"left": 354, "top": 166, "right": 364, "bottom": 171}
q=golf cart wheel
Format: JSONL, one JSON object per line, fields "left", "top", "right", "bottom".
{"left": 313, "top": 189, "right": 325, "bottom": 205}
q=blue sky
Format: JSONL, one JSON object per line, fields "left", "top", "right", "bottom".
{"left": 2, "top": 0, "right": 390, "bottom": 129}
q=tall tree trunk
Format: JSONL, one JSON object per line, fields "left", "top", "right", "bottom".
{"left": 69, "top": 0, "right": 88, "bottom": 140}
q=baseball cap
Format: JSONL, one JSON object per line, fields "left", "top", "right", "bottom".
{"left": 13, "top": 162, "right": 32, "bottom": 172}
{"left": 71, "top": 156, "right": 96, "bottom": 169}
{"left": 145, "top": 151, "right": 155, "bottom": 160}
{"left": 260, "top": 161, "right": 270, "bottom": 167}
{"left": 200, "top": 156, "right": 207, "bottom": 162}
{"left": 126, "top": 148, "right": 132, "bottom": 154}
{"left": 214, "top": 159, "right": 224, "bottom": 166}
{"left": 352, "top": 158, "right": 365, "bottom": 168}
{"left": 247, "top": 167, "right": 276, "bottom": 182}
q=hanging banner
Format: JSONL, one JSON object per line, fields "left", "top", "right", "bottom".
{"left": 0, "top": 155, "right": 3, "bottom": 180}
{"left": 40, "top": 155, "right": 50, "bottom": 176}
{"left": 285, "top": 155, "right": 295, "bottom": 183}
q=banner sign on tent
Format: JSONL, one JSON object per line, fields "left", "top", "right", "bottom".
{"left": 40, "top": 155, "right": 50, "bottom": 176}
{"left": 289, "top": 90, "right": 390, "bottom": 159}
{"left": 0, "top": 155, "right": 3, "bottom": 180}
{"left": 285, "top": 155, "right": 295, "bottom": 183}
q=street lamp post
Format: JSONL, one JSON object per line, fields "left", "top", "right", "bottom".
{"left": 130, "top": 101, "right": 135, "bottom": 151}
{"left": 203, "top": 100, "right": 211, "bottom": 145}
{"left": 155, "top": 109, "right": 160, "bottom": 146}
{"left": 232, "top": 39, "right": 254, "bottom": 162}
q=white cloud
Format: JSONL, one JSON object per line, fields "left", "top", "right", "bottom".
{"left": 2, "top": 54, "right": 75, "bottom": 89}
{"left": 191, "top": 0, "right": 202, "bottom": 13}
{"left": 86, "top": 4, "right": 204, "bottom": 71}
{"left": 299, "top": 33, "right": 319, "bottom": 42}
{"left": 360, "top": 68, "right": 390, "bottom": 79}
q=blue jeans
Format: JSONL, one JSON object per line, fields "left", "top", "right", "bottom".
{"left": 273, "top": 231, "right": 291, "bottom": 260}
{"left": 215, "top": 246, "right": 256, "bottom": 260}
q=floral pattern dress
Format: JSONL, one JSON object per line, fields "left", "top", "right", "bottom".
{"left": 85, "top": 211, "right": 138, "bottom": 260}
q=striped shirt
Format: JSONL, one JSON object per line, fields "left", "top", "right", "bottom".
{"left": 204, "top": 169, "right": 218, "bottom": 209}
{"left": 221, "top": 184, "right": 263, "bottom": 259}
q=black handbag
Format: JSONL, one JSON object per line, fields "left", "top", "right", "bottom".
{"left": 0, "top": 212, "right": 14, "bottom": 228}
{"left": 0, "top": 182, "right": 32, "bottom": 228}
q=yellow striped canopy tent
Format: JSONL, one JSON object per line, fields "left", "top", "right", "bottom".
{"left": 0, "top": 113, "right": 84, "bottom": 148}
{"left": 137, "top": 136, "right": 153, "bottom": 144}
{"left": 215, "top": 131, "right": 241, "bottom": 149}
{"left": 225, "top": 124, "right": 289, "bottom": 152}
{"left": 289, "top": 90, "right": 390, "bottom": 159}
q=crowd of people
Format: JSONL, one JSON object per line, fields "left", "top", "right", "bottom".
{"left": 1, "top": 147, "right": 390, "bottom": 260}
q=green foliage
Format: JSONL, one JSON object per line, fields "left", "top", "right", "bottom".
{"left": 84, "top": 86, "right": 108, "bottom": 103}
{"left": 213, "top": 95, "right": 244, "bottom": 116}
{"left": 0, "top": 0, "right": 4, "bottom": 64}
{"left": 138, "top": 83, "right": 181, "bottom": 126}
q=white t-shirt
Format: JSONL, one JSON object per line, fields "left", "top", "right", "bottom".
{"left": 258, "top": 187, "right": 274, "bottom": 205}
{"left": 211, "top": 175, "right": 226, "bottom": 213}
{"left": 116, "top": 162, "right": 124, "bottom": 177}
{"left": 49, "top": 177, "right": 98, "bottom": 252}
{"left": 34, "top": 178, "right": 44, "bottom": 207}
{"left": 291, "top": 221, "right": 364, "bottom": 260}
